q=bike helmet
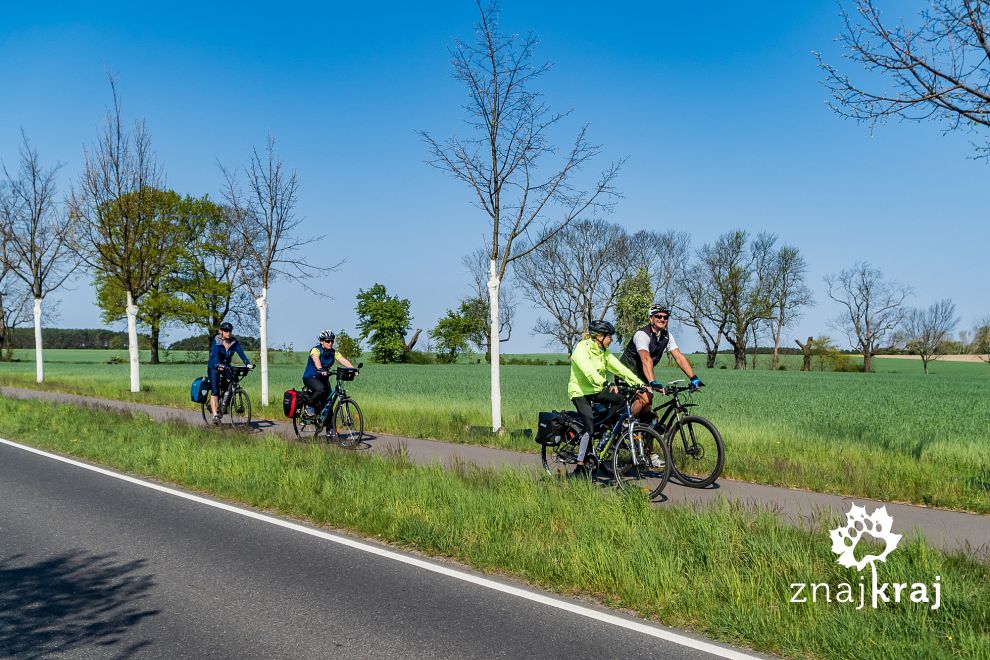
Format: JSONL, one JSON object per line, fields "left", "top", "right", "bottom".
{"left": 648, "top": 304, "right": 670, "bottom": 317}
{"left": 318, "top": 329, "right": 336, "bottom": 342}
{"left": 219, "top": 322, "right": 233, "bottom": 332}
{"left": 588, "top": 320, "right": 616, "bottom": 337}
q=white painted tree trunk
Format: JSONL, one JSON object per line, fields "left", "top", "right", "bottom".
{"left": 488, "top": 260, "right": 503, "bottom": 432}
{"left": 33, "top": 297, "right": 44, "bottom": 383}
{"left": 256, "top": 287, "right": 269, "bottom": 406}
{"left": 126, "top": 290, "right": 140, "bottom": 393}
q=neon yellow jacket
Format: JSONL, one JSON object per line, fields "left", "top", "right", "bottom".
{"left": 567, "top": 338, "right": 644, "bottom": 399}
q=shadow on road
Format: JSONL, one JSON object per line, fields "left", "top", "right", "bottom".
{"left": 0, "top": 550, "right": 159, "bottom": 658}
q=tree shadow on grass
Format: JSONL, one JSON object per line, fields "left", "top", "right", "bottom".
{"left": 0, "top": 550, "right": 159, "bottom": 659}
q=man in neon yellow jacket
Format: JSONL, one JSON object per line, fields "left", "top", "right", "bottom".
{"left": 568, "top": 320, "right": 644, "bottom": 474}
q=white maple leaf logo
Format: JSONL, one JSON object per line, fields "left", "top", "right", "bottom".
{"left": 829, "top": 504, "right": 902, "bottom": 571}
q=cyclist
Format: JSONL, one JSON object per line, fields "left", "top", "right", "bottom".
{"left": 568, "top": 320, "right": 644, "bottom": 474}
{"left": 620, "top": 304, "right": 703, "bottom": 418}
{"left": 208, "top": 321, "right": 253, "bottom": 424}
{"left": 302, "top": 330, "right": 358, "bottom": 419}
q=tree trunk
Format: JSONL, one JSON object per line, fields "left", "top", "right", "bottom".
{"left": 126, "top": 290, "right": 141, "bottom": 393}
{"left": 149, "top": 319, "right": 161, "bottom": 365}
{"left": 405, "top": 329, "right": 422, "bottom": 352}
{"left": 733, "top": 344, "right": 746, "bottom": 370}
{"left": 770, "top": 322, "right": 782, "bottom": 371}
{"left": 257, "top": 287, "right": 269, "bottom": 406}
{"left": 488, "top": 260, "right": 503, "bottom": 433}
{"left": 33, "top": 297, "right": 44, "bottom": 383}
{"left": 705, "top": 349, "right": 717, "bottom": 369}
{"left": 795, "top": 337, "right": 812, "bottom": 372}
{"left": 863, "top": 347, "right": 873, "bottom": 374}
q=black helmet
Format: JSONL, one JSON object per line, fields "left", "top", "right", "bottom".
{"left": 649, "top": 303, "right": 670, "bottom": 317}
{"left": 588, "top": 320, "right": 616, "bottom": 337}
{"left": 219, "top": 322, "right": 233, "bottom": 332}
{"left": 318, "top": 329, "right": 336, "bottom": 342}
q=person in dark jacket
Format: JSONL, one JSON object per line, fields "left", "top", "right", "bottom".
{"left": 208, "top": 321, "right": 253, "bottom": 424}
{"left": 302, "top": 329, "right": 357, "bottom": 418}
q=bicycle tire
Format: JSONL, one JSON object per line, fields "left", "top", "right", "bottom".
{"left": 201, "top": 398, "right": 213, "bottom": 424}
{"left": 227, "top": 389, "right": 252, "bottom": 428}
{"left": 332, "top": 398, "right": 364, "bottom": 448}
{"left": 293, "top": 408, "right": 326, "bottom": 441}
{"left": 666, "top": 415, "right": 724, "bottom": 488}
{"left": 540, "top": 426, "right": 591, "bottom": 480}
{"left": 612, "top": 424, "right": 671, "bottom": 498}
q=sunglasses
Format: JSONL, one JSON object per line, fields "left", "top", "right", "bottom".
{"left": 652, "top": 314, "right": 669, "bottom": 320}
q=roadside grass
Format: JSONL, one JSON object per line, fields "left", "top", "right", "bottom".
{"left": 1, "top": 351, "right": 989, "bottom": 512}
{"left": 0, "top": 396, "right": 986, "bottom": 659}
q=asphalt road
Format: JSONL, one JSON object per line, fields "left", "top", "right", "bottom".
{"left": 0, "top": 440, "right": 760, "bottom": 659}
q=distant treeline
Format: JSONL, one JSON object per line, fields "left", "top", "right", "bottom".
{"left": 9, "top": 328, "right": 151, "bottom": 350}
{"left": 7, "top": 328, "right": 260, "bottom": 352}
{"left": 168, "top": 335, "right": 260, "bottom": 351}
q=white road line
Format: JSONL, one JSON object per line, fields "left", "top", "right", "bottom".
{"left": 0, "top": 437, "right": 760, "bottom": 660}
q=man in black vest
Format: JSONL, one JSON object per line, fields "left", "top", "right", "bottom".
{"left": 620, "top": 304, "right": 703, "bottom": 419}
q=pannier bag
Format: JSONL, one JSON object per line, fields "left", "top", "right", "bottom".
{"left": 535, "top": 411, "right": 564, "bottom": 446}
{"left": 190, "top": 376, "right": 209, "bottom": 404}
{"left": 282, "top": 389, "right": 302, "bottom": 418}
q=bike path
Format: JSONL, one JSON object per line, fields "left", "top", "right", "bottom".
{"left": 2, "top": 385, "right": 988, "bottom": 559}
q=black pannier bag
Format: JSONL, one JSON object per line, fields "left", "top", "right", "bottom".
{"left": 535, "top": 411, "right": 564, "bottom": 446}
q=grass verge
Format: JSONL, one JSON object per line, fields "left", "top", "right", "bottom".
{"left": 0, "top": 396, "right": 987, "bottom": 658}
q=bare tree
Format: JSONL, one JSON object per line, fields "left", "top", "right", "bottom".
{"left": 0, "top": 132, "right": 80, "bottom": 380}
{"left": 0, "top": 258, "right": 31, "bottom": 360}
{"left": 676, "top": 261, "right": 728, "bottom": 369}
{"left": 516, "top": 219, "right": 631, "bottom": 352}
{"left": 694, "top": 231, "right": 778, "bottom": 370}
{"left": 818, "top": 0, "right": 990, "bottom": 156}
{"left": 222, "top": 135, "right": 326, "bottom": 406}
{"left": 462, "top": 246, "right": 515, "bottom": 355}
{"left": 70, "top": 79, "right": 167, "bottom": 392}
{"left": 825, "top": 262, "right": 911, "bottom": 373}
{"left": 628, "top": 229, "right": 691, "bottom": 310}
{"left": 902, "top": 299, "right": 959, "bottom": 374}
{"left": 420, "top": 1, "right": 623, "bottom": 431}
{"left": 767, "top": 245, "right": 814, "bottom": 370}
{"left": 973, "top": 316, "right": 990, "bottom": 363}
{"left": 795, "top": 336, "right": 814, "bottom": 372}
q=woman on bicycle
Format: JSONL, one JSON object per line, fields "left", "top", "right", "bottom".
{"left": 302, "top": 330, "right": 357, "bottom": 418}
{"left": 568, "top": 320, "right": 644, "bottom": 474}
{"left": 208, "top": 321, "right": 253, "bottom": 424}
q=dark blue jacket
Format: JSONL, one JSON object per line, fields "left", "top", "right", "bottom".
{"left": 303, "top": 345, "right": 335, "bottom": 379}
{"left": 208, "top": 334, "right": 250, "bottom": 369}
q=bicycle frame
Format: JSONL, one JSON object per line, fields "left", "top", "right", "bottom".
{"left": 650, "top": 380, "right": 697, "bottom": 433}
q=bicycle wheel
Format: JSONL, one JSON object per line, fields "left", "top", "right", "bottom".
{"left": 293, "top": 413, "right": 325, "bottom": 441}
{"left": 227, "top": 389, "right": 252, "bottom": 429}
{"left": 666, "top": 415, "right": 724, "bottom": 488}
{"left": 612, "top": 424, "right": 671, "bottom": 498}
{"left": 201, "top": 398, "right": 212, "bottom": 424}
{"left": 332, "top": 398, "right": 364, "bottom": 448}
{"left": 540, "top": 426, "right": 591, "bottom": 479}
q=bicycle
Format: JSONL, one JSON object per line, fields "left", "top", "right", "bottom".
{"left": 200, "top": 365, "right": 253, "bottom": 428}
{"left": 649, "top": 380, "right": 724, "bottom": 488}
{"left": 292, "top": 363, "right": 364, "bottom": 448}
{"left": 540, "top": 385, "right": 672, "bottom": 499}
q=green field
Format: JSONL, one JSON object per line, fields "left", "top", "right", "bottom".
{"left": 1, "top": 349, "right": 988, "bottom": 512}
{"left": 0, "top": 395, "right": 985, "bottom": 660}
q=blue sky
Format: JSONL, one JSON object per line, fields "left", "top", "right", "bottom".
{"left": 2, "top": 1, "right": 986, "bottom": 353}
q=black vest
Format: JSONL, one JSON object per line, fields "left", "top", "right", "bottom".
{"left": 620, "top": 325, "right": 670, "bottom": 380}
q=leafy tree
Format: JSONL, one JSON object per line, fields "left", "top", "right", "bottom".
{"left": 809, "top": 335, "right": 853, "bottom": 372}
{"left": 458, "top": 296, "right": 492, "bottom": 357}
{"left": 614, "top": 267, "right": 653, "bottom": 345}
{"left": 430, "top": 307, "right": 476, "bottom": 363}
{"left": 92, "top": 190, "right": 203, "bottom": 363}
{"left": 355, "top": 284, "right": 411, "bottom": 363}
{"left": 335, "top": 330, "right": 362, "bottom": 361}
